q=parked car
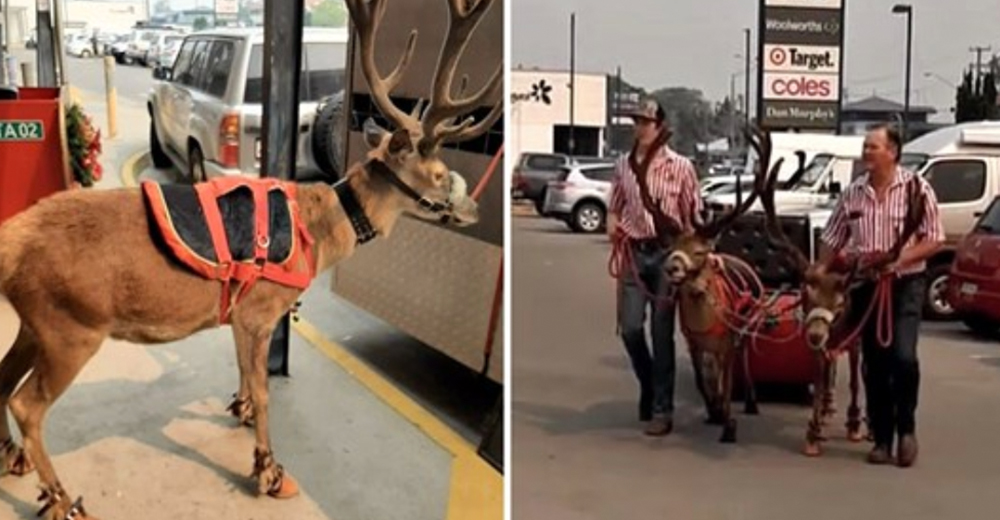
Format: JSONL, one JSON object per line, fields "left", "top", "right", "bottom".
{"left": 946, "top": 194, "right": 1000, "bottom": 337}
{"left": 147, "top": 27, "right": 348, "bottom": 183}
{"left": 541, "top": 162, "right": 616, "bottom": 233}
{"left": 66, "top": 33, "right": 97, "bottom": 58}
{"left": 512, "top": 152, "right": 610, "bottom": 213}
{"left": 147, "top": 33, "right": 185, "bottom": 68}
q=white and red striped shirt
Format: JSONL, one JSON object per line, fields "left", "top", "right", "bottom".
{"left": 609, "top": 145, "right": 703, "bottom": 240}
{"left": 820, "top": 166, "right": 944, "bottom": 275}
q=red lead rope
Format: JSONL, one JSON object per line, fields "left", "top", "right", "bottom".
{"left": 470, "top": 143, "right": 503, "bottom": 202}
{"left": 826, "top": 275, "right": 895, "bottom": 360}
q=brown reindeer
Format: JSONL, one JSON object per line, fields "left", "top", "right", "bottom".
{"left": 635, "top": 127, "right": 775, "bottom": 444}
{"left": 753, "top": 134, "right": 927, "bottom": 456}
{"left": 0, "top": 0, "right": 501, "bottom": 518}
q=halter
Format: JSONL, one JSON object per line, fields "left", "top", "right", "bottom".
{"left": 333, "top": 159, "right": 464, "bottom": 245}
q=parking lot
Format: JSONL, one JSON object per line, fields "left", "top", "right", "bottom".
{"left": 512, "top": 208, "right": 1000, "bottom": 520}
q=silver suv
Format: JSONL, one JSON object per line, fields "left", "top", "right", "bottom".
{"left": 147, "top": 27, "right": 348, "bottom": 182}
{"left": 541, "top": 162, "right": 616, "bottom": 233}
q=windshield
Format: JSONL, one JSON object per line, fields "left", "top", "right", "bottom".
{"left": 901, "top": 152, "right": 929, "bottom": 172}
{"left": 976, "top": 198, "right": 1000, "bottom": 234}
{"left": 245, "top": 41, "right": 347, "bottom": 103}
{"left": 793, "top": 154, "right": 833, "bottom": 191}
{"left": 710, "top": 181, "right": 754, "bottom": 195}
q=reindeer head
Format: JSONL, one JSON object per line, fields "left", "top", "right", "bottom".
{"left": 345, "top": 0, "right": 502, "bottom": 226}
{"left": 657, "top": 129, "right": 771, "bottom": 285}
{"left": 756, "top": 130, "right": 928, "bottom": 351}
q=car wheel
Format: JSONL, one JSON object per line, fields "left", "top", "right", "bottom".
{"left": 960, "top": 314, "right": 1000, "bottom": 338}
{"left": 310, "top": 91, "right": 346, "bottom": 183}
{"left": 533, "top": 189, "right": 547, "bottom": 215}
{"left": 149, "top": 117, "right": 172, "bottom": 169}
{"left": 189, "top": 145, "right": 206, "bottom": 183}
{"left": 571, "top": 202, "right": 605, "bottom": 233}
{"left": 923, "top": 263, "right": 955, "bottom": 321}
{"left": 80, "top": 49, "right": 91, "bottom": 58}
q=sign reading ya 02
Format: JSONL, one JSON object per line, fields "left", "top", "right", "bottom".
{"left": 0, "top": 120, "right": 45, "bottom": 141}
{"left": 763, "top": 73, "right": 838, "bottom": 102}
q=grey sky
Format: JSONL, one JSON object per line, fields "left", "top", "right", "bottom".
{"left": 511, "top": 0, "right": 999, "bottom": 123}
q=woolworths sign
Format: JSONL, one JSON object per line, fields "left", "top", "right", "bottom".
{"left": 757, "top": 0, "right": 845, "bottom": 131}
{"left": 0, "top": 120, "right": 44, "bottom": 141}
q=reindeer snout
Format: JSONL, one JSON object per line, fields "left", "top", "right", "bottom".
{"left": 665, "top": 260, "right": 686, "bottom": 282}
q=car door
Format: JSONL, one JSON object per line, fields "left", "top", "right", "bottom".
{"left": 953, "top": 196, "right": 1000, "bottom": 282}
{"left": 159, "top": 37, "right": 198, "bottom": 151}
{"left": 169, "top": 39, "right": 211, "bottom": 156}
{"left": 921, "top": 156, "right": 993, "bottom": 243}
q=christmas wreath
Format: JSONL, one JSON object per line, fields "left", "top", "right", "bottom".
{"left": 65, "top": 103, "right": 103, "bottom": 187}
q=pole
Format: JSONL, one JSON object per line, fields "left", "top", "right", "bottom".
{"left": 729, "top": 72, "right": 736, "bottom": 147}
{"left": 744, "top": 28, "right": 751, "bottom": 129}
{"left": 902, "top": 10, "right": 912, "bottom": 141}
{"left": 615, "top": 65, "right": 621, "bottom": 152}
{"left": 103, "top": 56, "right": 117, "bottom": 138}
{"left": 35, "top": 0, "right": 56, "bottom": 87}
{"left": 20, "top": 61, "right": 34, "bottom": 86}
{"left": 261, "top": 0, "right": 304, "bottom": 377}
{"left": 970, "top": 46, "right": 992, "bottom": 85}
{"left": 568, "top": 12, "right": 575, "bottom": 156}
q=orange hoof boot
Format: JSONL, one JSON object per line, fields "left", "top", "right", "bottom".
{"left": 803, "top": 441, "right": 822, "bottom": 457}
{"left": 267, "top": 471, "right": 300, "bottom": 499}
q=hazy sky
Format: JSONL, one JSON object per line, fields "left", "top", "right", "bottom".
{"left": 511, "top": 0, "right": 999, "bottom": 123}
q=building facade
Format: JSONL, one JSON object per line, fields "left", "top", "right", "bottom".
{"left": 509, "top": 67, "right": 608, "bottom": 167}
{"left": 4, "top": 0, "right": 148, "bottom": 46}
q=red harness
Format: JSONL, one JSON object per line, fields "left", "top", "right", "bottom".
{"left": 142, "top": 177, "right": 316, "bottom": 324}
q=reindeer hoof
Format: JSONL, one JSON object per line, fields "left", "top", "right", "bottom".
{"left": 803, "top": 441, "right": 823, "bottom": 457}
{"left": 719, "top": 421, "right": 737, "bottom": 443}
{"left": 226, "top": 394, "right": 254, "bottom": 427}
{"left": 847, "top": 429, "right": 865, "bottom": 443}
{"left": 744, "top": 401, "right": 760, "bottom": 415}
{"left": 705, "top": 410, "right": 725, "bottom": 425}
{"left": 1, "top": 440, "right": 35, "bottom": 476}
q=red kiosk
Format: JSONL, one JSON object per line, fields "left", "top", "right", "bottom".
{"left": 0, "top": 86, "right": 73, "bottom": 227}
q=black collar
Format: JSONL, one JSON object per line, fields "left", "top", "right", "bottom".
{"left": 333, "top": 178, "right": 378, "bottom": 245}
{"left": 367, "top": 159, "right": 452, "bottom": 213}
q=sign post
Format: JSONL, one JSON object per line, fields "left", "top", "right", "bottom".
{"left": 757, "top": 0, "right": 846, "bottom": 133}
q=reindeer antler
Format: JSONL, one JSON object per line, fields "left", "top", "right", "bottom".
{"left": 417, "top": 0, "right": 503, "bottom": 154}
{"left": 756, "top": 133, "right": 811, "bottom": 278}
{"left": 692, "top": 125, "right": 770, "bottom": 240}
{"left": 344, "top": 0, "right": 502, "bottom": 155}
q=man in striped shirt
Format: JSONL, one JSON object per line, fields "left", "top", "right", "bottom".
{"left": 608, "top": 98, "right": 703, "bottom": 436}
{"left": 819, "top": 124, "right": 944, "bottom": 467}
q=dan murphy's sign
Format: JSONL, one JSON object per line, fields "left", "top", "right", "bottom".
{"left": 757, "top": 0, "right": 845, "bottom": 131}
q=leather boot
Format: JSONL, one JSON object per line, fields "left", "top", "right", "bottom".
{"left": 897, "top": 435, "right": 918, "bottom": 468}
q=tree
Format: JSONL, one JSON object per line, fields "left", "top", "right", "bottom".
{"left": 983, "top": 71, "right": 999, "bottom": 120}
{"left": 193, "top": 17, "right": 209, "bottom": 31}
{"left": 309, "top": 0, "right": 347, "bottom": 27}
{"left": 955, "top": 68, "right": 977, "bottom": 123}
{"left": 648, "top": 87, "right": 716, "bottom": 155}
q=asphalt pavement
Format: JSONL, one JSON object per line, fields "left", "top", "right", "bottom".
{"left": 511, "top": 209, "right": 1000, "bottom": 520}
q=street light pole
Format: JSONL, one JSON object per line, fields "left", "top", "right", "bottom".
{"left": 744, "top": 28, "right": 751, "bottom": 129}
{"left": 568, "top": 12, "right": 576, "bottom": 156}
{"left": 892, "top": 4, "right": 913, "bottom": 141}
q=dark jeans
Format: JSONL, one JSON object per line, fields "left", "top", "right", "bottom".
{"left": 618, "top": 240, "right": 677, "bottom": 418}
{"left": 849, "top": 273, "right": 925, "bottom": 448}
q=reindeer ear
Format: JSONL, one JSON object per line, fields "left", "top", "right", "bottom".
{"left": 388, "top": 128, "right": 414, "bottom": 156}
{"left": 363, "top": 118, "right": 387, "bottom": 149}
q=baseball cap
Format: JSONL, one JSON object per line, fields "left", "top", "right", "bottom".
{"left": 624, "top": 97, "right": 665, "bottom": 123}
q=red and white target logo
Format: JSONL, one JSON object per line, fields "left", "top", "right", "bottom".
{"left": 769, "top": 47, "right": 787, "bottom": 66}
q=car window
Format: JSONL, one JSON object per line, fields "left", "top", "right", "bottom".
{"left": 582, "top": 167, "right": 615, "bottom": 182}
{"left": 178, "top": 39, "right": 210, "bottom": 88}
{"left": 795, "top": 154, "right": 832, "bottom": 189}
{"left": 924, "top": 159, "right": 987, "bottom": 204}
{"left": 201, "top": 40, "right": 236, "bottom": 98}
{"left": 244, "top": 41, "right": 348, "bottom": 103}
{"left": 525, "top": 155, "right": 564, "bottom": 170}
{"left": 171, "top": 38, "right": 197, "bottom": 82}
{"left": 976, "top": 198, "right": 1000, "bottom": 234}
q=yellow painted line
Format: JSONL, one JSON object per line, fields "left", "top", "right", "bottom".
{"left": 293, "top": 318, "right": 503, "bottom": 520}
{"left": 120, "top": 151, "right": 146, "bottom": 187}
{"left": 120, "top": 153, "right": 501, "bottom": 519}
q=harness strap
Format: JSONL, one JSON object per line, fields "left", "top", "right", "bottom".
{"left": 195, "top": 182, "right": 236, "bottom": 323}
{"left": 334, "top": 179, "right": 378, "bottom": 245}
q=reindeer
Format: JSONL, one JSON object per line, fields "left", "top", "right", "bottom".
{"left": 753, "top": 130, "right": 927, "bottom": 456}
{"left": 0, "top": 0, "right": 501, "bottom": 518}
{"left": 632, "top": 127, "right": 776, "bottom": 444}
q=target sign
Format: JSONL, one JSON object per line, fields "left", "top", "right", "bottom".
{"left": 769, "top": 47, "right": 787, "bottom": 66}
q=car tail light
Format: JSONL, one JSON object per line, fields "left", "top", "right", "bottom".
{"left": 219, "top": 113, "right": 240, "bottom": 168}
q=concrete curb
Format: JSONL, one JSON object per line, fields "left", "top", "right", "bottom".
{"left": 119, "top": 150, "right": 150, "bottom": 187}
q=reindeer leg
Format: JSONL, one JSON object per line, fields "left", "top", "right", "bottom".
{"left": 226, "top": 330, "right": 255, "bottom": 428}
{"left": 720, "top": 354, "right": 737, "bottom": 443}
{"left": 822, "top": 359, "right": 837, "bottom": 420}
{"left": 741, "top": 344, "right": 759, "bottom": 416}
{"left": 846, "top": 345, "right": 865, "bottom": 442}
{"left": 235, "top": 321, "right": 299, "bottom": 499}
{"left": 0, "top": 326, "right": 38, "bottom": 477}
{"left": 804, "top": 354, "right": 827, "bottom": 457}
{"left": 9, "top": 328, "right": 102, "bottom": 520}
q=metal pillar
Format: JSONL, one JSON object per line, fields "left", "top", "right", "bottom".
{"left": 261, "top": 0, "right": 304, "bottom": 376}
{"left": 35, "top": 0, "right": 57, "bottom": 87}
